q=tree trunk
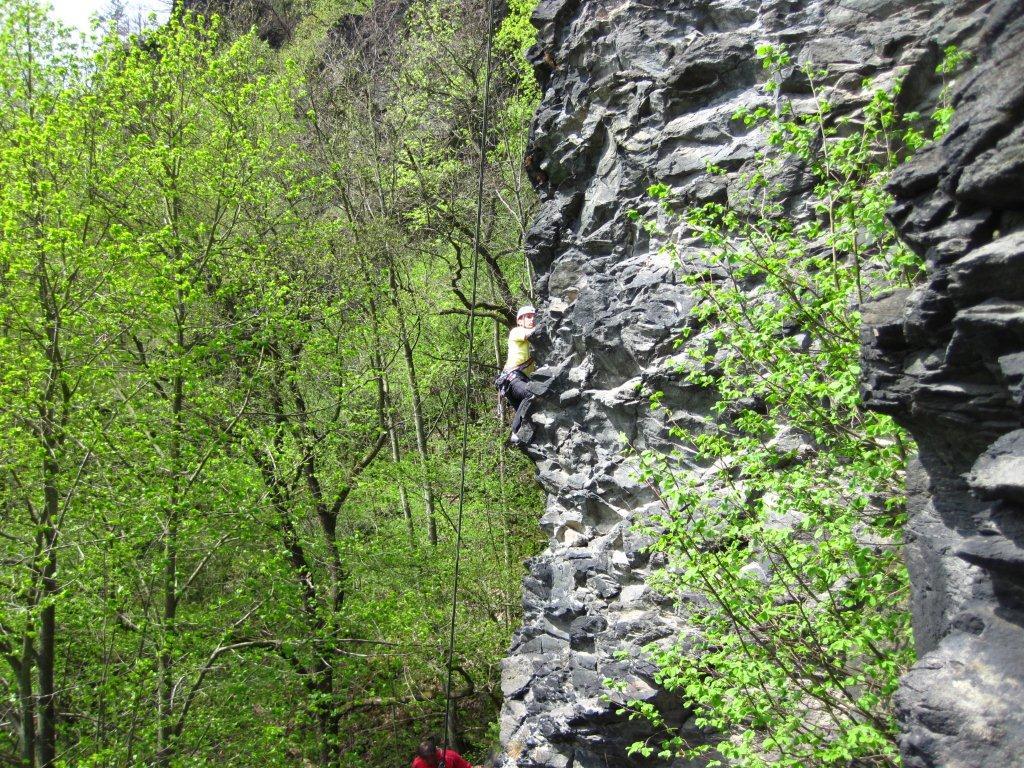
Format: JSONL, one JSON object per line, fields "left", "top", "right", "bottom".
{"left": 156, "top": 167, "right": 185, "bottom": 765}
{"left": 314, "top": 662, "right": 340, "bottom": 768}
{"left": 37, "top": 521, "right": 57, "bottom": 767}
{"left": 16, "top": 638, "right": 36, "bottom": 768}
{"left": 37, "top": 448, "right": 59, "bottom": 768}
{"left": 37, "top": 250, "right": 63, "bottom": 768}
{"left": 388, "top": 265, "right": 436, "bottom": 546}
{"left": 402, "top": 328, "right": 437, "bottom": 546}
{"left": 444, "top": 695, "right": 459, "bottom": 755}
{"left": 368, "top": 313, "right": 416, "bottom": 546}
{"left": 157, "top": 366, "right": 183, "bottom": 767}
{"left": 382, "top": 370, "right": 415, "bottom": 545}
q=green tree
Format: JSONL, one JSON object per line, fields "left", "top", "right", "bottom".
{"left": 86, "top": 12, "right": 356, "bottom": 765}
{"left": 0, "top": 2, "right": 544, "bottom": 765}
{"left": 0, "top": 4, "right": 141, "bottom": 763}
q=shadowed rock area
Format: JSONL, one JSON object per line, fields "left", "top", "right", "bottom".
{"left": 861, "top": 1, "right": 1024, "bottom": 765}
{"left": 500, "top": 0, "right": 1022, "bottom": 766}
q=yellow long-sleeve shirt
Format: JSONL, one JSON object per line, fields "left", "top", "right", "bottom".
{"left": 504, "top": 326, "right": 535, "bottom": 374}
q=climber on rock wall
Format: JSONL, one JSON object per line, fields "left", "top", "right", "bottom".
{"left": 494, "top": 305, "right": 538, "bottom": 445}
{"left": 411, "top": 736, "right": 479, "bottom": 768}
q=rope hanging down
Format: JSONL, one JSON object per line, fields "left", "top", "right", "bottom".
{"left": 441, "top": 0, "right": 496, "bottom": 759}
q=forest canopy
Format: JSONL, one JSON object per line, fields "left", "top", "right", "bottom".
{"left": 0, "top": 1, "right": 542, "bottom": 765}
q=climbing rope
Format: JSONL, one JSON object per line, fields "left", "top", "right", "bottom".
{"left": 441, "top": 0, "right": 497, "bottom": 761}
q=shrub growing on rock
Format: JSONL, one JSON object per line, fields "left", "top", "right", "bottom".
{"left": 617, "top": 45, "right": 967, "bottom": 768}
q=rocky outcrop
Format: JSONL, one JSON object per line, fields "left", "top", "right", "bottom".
{"left": 501, "top": 1, "right": 1022, "bottom": 767}
{"left": 182, "top": 0, "right": 300, "bottom": 46}
{"left": 860, "top": 1, "right": 1024, "bottom": 765}
{"left": 182, "top": 0, "right": 410, "bottom": 50}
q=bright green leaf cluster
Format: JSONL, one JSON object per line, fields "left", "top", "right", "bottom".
{"left": 618, "top": 44, "right": 967, "bottom": 768}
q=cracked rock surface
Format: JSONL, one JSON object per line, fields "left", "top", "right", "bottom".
{"left": 861, "top": 1, "right": 1024, "bottom": 765}
{"left": 500, "top": 1, "right": 1022, "bottom": 766}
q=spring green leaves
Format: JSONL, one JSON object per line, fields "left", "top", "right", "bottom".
{"left": 0, "top": 2, "right": 543, "bottom": 764}
{"left": 619, "top": 43, "right": 967, "bottom": 767}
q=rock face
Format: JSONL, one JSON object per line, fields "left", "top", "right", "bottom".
{"left": 500, "top": 1, "right": 1023, "bottom": 767}
{"left": 860, "top": 1, "right": 1024, "bottom": 765}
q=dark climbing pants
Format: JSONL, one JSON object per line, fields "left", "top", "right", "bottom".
{"left": 503, "top": 370, "right": 534, "bottom": 435}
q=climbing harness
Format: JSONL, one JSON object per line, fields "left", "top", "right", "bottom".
{"left": 441, "top": 0, "right": 496, "bottom": 761}
{"left": 493, "top": 359, "right": 533, "bottom": 396}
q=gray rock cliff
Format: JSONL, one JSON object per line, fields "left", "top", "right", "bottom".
{"left": 861, "top": 1, "right": 1024, "bottom": 765}
{"left": 500, "top": 1, "right": 1023, "bottom": 766}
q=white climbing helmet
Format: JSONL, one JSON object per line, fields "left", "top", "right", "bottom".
{"left": 516, "top": 304, "right": 536, "bottom": 320}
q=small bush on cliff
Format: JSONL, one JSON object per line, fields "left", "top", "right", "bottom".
{"left": 615, "top": 46, "right": 967, "bottom": 768}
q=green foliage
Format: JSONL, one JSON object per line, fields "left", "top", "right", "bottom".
{"left": 931, "top": 45, "right": 971, "bottom": 139}
{"left": 494, "top": 0, "right": 541, "bottom": 166}
{"left": 0, "top": 1, "right": 543, "bottom": 765}
{"left": 619, "top": 44, "right": 965, "bottom": 767}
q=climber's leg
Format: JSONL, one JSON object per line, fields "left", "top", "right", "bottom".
{"left": 504, "top": 372, "right": 534, "bottom": 443}
{"left": 510, "top": 393, "right": 534, "bottom": 435}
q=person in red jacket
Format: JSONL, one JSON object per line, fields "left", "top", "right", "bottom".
{"left": 410, "top": 736, "right": 478, "bottom": 768}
